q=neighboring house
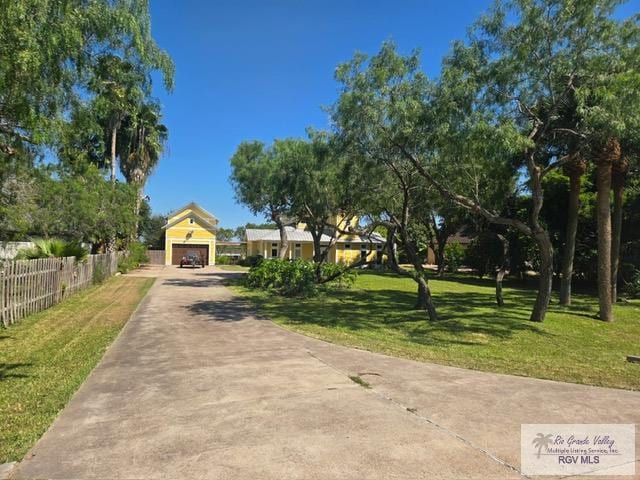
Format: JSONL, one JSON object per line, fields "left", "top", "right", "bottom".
{"left": 162, "top": 202, "right": 218, "bottom": 266}
{"left": 245, "top": 215, "right": 385, "bottom": 265}
{"left": 425, "top": 231, "right": 473, "bottom": 264}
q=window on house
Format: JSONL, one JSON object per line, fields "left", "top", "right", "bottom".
{"left": 189, "top": 218, "right": 194, "bottom": 224}
{"left": 344, "top": 243, "right": 351, "bottom": 250}
{"left": 271, "top": 243, "right": 278, "bottom": 258}
{"left": 360, "top": 245, "right": 368, "bottom": 261}
{"left": 294, "top": 243, "right": 302, "bottom": 259}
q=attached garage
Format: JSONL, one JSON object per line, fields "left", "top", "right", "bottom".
{"left": 171, "top": 244, "right": 209, "bottom": 265}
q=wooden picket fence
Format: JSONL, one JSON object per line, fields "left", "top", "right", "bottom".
{"left": 0, "top": 252, "right": 120, "bottom": 327}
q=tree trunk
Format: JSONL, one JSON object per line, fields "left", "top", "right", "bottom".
{"left": 416, "top": 275, "right": 438, "bottom": 321}
{"left": 132, "top": 183, "right": 143, "bottom": 242}
{"left": 559, "top": 157, "right": 586, "bottom": 306}
{"left": 110, "top": 125, "right": 118, "bottom": 184}
{"left": 435, "top": 223, "right": 449, "bottom": 276}
{"left": 529, "top": 230, "right": 554, "bottom": 322}
{"left": 495, "top": 233, "right": 509, "bottom": 307}
{"left": 436, "top": 242, "right": 446, "bottom": 276}
{"left": 386, "top": 226, "right": 438, "bottom": 321}
{"left": 273, "top": 215, "right": 289, "bottom": 259}
{"left": 310, "top": 228, "right": 324, "bottom": 282}
{"left": 400, "top": 143, "right": 557, "bottom": 322}
{"left": 108, "top": 123, "right": 119, "bottom": 251}
{"left": 495, "top": 269, "right": 505, "bottom": 307}
{"left": 405, "top": 242, "right": 438, "bottom": 321}
{"left": 611, "top": 156, "right": 628, "bottom": 304}
{"left": 595, "top": 138, "right": 619, "bottom": 322}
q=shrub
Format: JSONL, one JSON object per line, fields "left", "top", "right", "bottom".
{"left": 239, "top": 254, "right": 263, "bottom": 267}
{"left": 247, "top": 258, "right": 317, "bottom": 296}
{"left": 216, "top": 255, "right": 232, "bottom": 265}
{"left": 443, "top": 241, "right": 465, "bottom": 273}
{"left": 118, "top": 242, "right": 149, "bottom": 274}
{"left": 465, "top": 233, "right": 503, "bottom": 277}
{"left": 623, "top": 269, "right": 640, "bottom": 299}
{"left": 16, "top": 238, "right": 88, "bottom": 261}
{"left": 319, "top": 262, "right": 357, "bottom": 289}
{"left": 246, "top": 259, "right": 358, "bottom": 296}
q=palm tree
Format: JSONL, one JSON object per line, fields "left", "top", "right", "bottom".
{"left": 611, "top": 155, "right": 629, "bottom": 303}
{"left": 594, "top": 137, "right": 621, "bottom": 322}
{"left": 120, "top": 102, "right": 168, "bottom": 237}
{"left": 91, "top": 55, "right": 145, "bottom": 184}
{"left": 532, "top": 433, "right": 554, "bottom": 459}
{"left": 559, "top": 153, "right": 587, "bottom": 306}
{"left": 16, "top": 238, "right": 88, "bottom": 261}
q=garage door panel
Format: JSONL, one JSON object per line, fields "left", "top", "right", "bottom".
{"left": 171, "top": 244, "right": 209, "bottom": 265}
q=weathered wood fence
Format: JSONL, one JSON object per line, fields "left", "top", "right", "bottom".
{"left": 146, "top": 250, "right": 165, "bottom": 265}
{"left": 0, "top": 252, "right": 119, "bottom": 327}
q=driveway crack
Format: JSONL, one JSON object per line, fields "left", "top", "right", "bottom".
{"left": 306, "top": 349, "right": 529, "bottom": 479}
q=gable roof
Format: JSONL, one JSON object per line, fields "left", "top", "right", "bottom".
{"left": 162, "top": 210, "right": 218, "bottom": 231}
{"left": 245, "top": 227, "right": 384, "bottom": 244}
{"left": 167, "top": 202, "right": 218, "bottom": 223}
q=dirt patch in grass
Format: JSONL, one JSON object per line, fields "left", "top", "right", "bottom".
{"left": 0, "top": 275, "right": 154, "bottom": 463}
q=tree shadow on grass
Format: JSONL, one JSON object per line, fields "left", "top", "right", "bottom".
{"left": 0, "top": 363, "right": 30, "bottom": 381}
{"left": 271, "top": 285, "right": 552, "bottom": 348}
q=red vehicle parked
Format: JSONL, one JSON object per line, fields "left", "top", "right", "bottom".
{"left": 179, "top": 252, "right": 204, "bottom": 268}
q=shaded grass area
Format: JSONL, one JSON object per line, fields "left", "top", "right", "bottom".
{"left": 0, "top": 276, "right": 154, "bottom": 463}
{"left": 229, "top": 271, "right": 640, "bottom": 391}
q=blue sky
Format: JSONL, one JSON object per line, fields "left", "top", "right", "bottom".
{"left": 146, "top": 0, "right": 639, "bottom": 228}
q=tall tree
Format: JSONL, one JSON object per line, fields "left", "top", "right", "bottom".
{"left": 229, "top": 141, "right": 295, "bottom": 258}
{"left": 346, "top": 0, "right": 639, "bottom": 322}
{"left": 611, "top": 154, "right": 630, "bottom": 303}
{"left": 332, "top": 44, "right": 519, "bottom": 320}
{"left": 0, "top": 0, "right": 173, "bottom": 159}
{"left": 119, "top": 101, "right": 168, "bottom": 236}
{"left": 216, "top": 228, "right": 236, "bottom": 242}
{"left": 559, "top": 154, "right": 587, "bottom": 305}
{"left": 90, "top": 55, "right": 147, "bottom": 184}
{"left": 593, "top": 138, "right": 620, "bottom": 321}
{"left": 282, "top": 132, "right": 366, "bottom": 278}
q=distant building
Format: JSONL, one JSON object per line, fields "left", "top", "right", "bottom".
{"left": 245, "top": 214, "right": 385, "bottom": 264}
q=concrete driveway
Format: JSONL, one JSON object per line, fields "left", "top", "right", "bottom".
{"left": 12, "top": 266, "right": 640, "bottom": 479}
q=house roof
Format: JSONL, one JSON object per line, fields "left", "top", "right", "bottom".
{"left": 162, "top": 211, "right": 218, "bottom": 231}
{"left": 245, "top": 227, "right": 384, "bottom": 244}
{"left": 167, "top": 201, "right": 218, "bottom": 223}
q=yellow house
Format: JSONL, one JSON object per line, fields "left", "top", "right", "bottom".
{"left": 163, "top": 202, "right": 218, "bottom": 266}
{"left": 245, "top": 214, "right": 385, "bottom": 265}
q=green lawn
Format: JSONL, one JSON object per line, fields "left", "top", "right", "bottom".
{"left": 217, "top": 264, "right": 249, "bottom": 272}
{"left": 0, "top": 275, "right": 154, "bottom": 463}
{"left": 230, "top": 271, "right": 640, "bottom": 391}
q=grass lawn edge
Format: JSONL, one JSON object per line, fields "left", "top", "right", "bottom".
{"left": 0, "top": 275, "right": 156, "bottom": 463}
{"left": 225, "top": 272, "right": 640, "bottom": 392}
